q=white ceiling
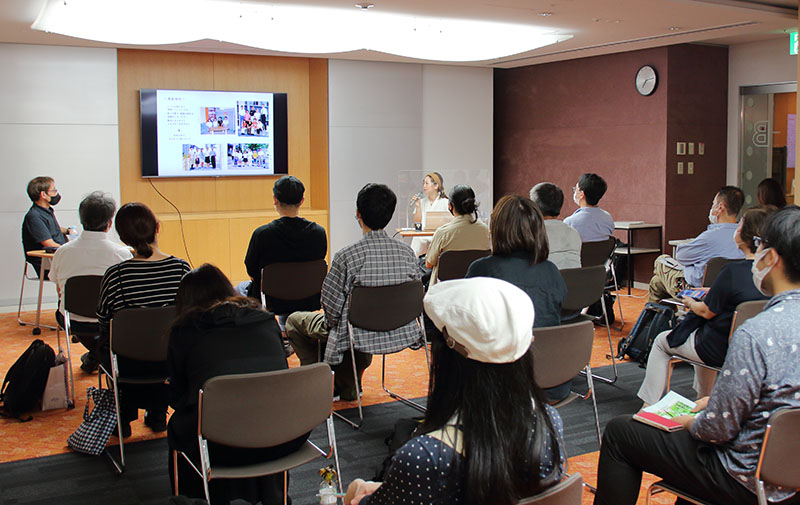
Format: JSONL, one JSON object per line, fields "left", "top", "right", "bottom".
{"left": 0, "top": 0, "right": 796, "bottom": 68}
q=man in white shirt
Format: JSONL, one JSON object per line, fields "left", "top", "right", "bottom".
{"left": 49, "top": 191, "right": 132, "bottom": 372}
{"left": 530, "top": 182, "right": 581, "bottom": 269}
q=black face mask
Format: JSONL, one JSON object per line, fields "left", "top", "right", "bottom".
{"left": 48, "top": 193, "right": 61, "bottom": 206}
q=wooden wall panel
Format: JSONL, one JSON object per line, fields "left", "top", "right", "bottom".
{"left": 117, "top": 49, "right": 329, "bottom": 283}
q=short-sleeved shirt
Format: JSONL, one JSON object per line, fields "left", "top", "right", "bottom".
{"left": 563, "top": 206, "right": 614, "bottom": 243}
{"left": 465, "top": 252, "right": 567, "bottom": 328}
{"left": 674, "top": 223, "right": 744, "bottom": 287}
{"left": 667, "top": 260, "right": 768, "bottom": 366}
{"left": 426, "top": 215, "right": 490, "bottom": 285}
{"left": 543, "top": 219, "right": 582, "bottom": 270}
{"left": 22, "top": 204, "right": 66, "bottom": 270}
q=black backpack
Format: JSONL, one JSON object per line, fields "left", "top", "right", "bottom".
{"left": 0, "top": 339, "right": 56, "bottom": 421}
{"left": 616, "top": 303, "right": 675, "bottom": 366}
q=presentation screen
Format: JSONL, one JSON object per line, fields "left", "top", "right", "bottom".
{"left": 140, "top": 89, "right": 288, "bottom": 178}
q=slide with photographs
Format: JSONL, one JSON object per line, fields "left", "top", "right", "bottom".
{"left": 155, "top": 90, "right": 277, "bottom": 177}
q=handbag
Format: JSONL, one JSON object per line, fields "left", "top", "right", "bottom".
{"left": 67, "top": 387, "right": 118, "bottom": 455}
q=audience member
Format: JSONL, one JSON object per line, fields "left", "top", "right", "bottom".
{"left": 637, "top": 206, "right": 774, "bottom": 407}
{"left": 48, "top": 191, "right": 132, "bottom": 373}
{"left": 530, "top": 182, "right": 582, "bottom": 269}
{"left": 757, "top": 177, "right": 787, "bottom": 208}
{"left": 465, "top": 195, "right": 569, "bottom": 402}
{"left": 22, "top": 176, "right": 72, "bottom": 275}
{"left": 96, "top": 202, "right": 191, "bottom": 438}
{"left": 285, "top": 183, "right": 420, "bottom": 401}
{"left": 563, "top": 173, "right": 614, "bottom": 243}
{"left": 410, "top": 172, "right": 449, "bottom": 256}
{"left": 594, "top": 205, "right": 800, "bottom": 505}
{"left": 425, "top": 184, "right": 490, "bottom": 285}
{"left": 167, "top": 264, "right": 304, "bottom": 505}
{"left": 647, "top": 186, "right": 745, "bottom": 302}
{"left": 345, "top": 277, "right": 565, "bottom": 505}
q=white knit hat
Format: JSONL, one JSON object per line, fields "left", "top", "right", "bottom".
{"left": 424, "top": 277, "right": 535, "bottom": 363}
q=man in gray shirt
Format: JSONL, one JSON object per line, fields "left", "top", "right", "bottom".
{"left": 593, "top": 205, "right": 800, "bottom": 505}
{"left": 530, "top": 182, "right": 581, "bottom": 270}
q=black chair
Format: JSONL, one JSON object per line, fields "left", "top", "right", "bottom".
{"left": 98, "top": 305, "right": 176, "bottom": 474}
{"left": 260, "top": 259, "right": 328, "bottom": 313}
{"left": 560, "top": 265, "right": 617, "bottom": 384}
{"left": 334, "top": 280, "right": 428, "bottom": 429}
{"left": 701, "top": 257, "right": 739, "bottom": 287}
{"left": 580, "top": 238, "right": 624, "bottom": 327}
{"left": 436, "top": 249, "right": 491, "bottom": 282}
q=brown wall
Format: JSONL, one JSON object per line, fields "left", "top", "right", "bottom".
{"left": 494, "top": 44, "right": 728, "bottom": 282}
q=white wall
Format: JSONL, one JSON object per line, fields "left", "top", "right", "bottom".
{"left": 0, "top": 43, "right": 120, "bottom": 308}
{"left": 328, "top": 60, "right": 493, "bottom": 254}
{"left": 727, "top": 37, "right": 797, "bottom": 185}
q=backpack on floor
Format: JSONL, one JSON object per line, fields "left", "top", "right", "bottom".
{"left": 616, "top": 303, "right": 675, "bottom": 366}
{"left": 0, "top": 339, "right": 56, "bottom": 421}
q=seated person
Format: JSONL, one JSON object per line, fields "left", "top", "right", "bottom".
{"left": 48, "top": 191, "right": 132, "bottom": 373}
{"left": 593, "top": 205, "right": 800, "bottom": 505}
{"left": 345, "top": 277, "right": 566, "bottom": 505}
{"left": 241, "top": 176, "right": 327, "bottom": 317}
{"left": 757, "top": 177, "right": 787, "bottom": 208}
{"left": 410, "top": 172, "right": 449, "bottom": 256}
{"left": 637, "top": 206, "right": 774, "bottom": 407}
{"left": 648, "top": 186, "right": 745, "bottom": 302}
{"left": 465, "top": 195, "right": 569, "bottom": 402}
{"left": 563, "top": 173, "right": 614, "bottom": 243}
{"left": 425, "top": 184, "right": 490, "bottom": 286}
{"left": 285, "top": 183, "right": 420, "bottom": 401}
{"left": 168, "top": 264, "right": 305, "bottom": 505}
{"left": 530, "top": 182, "right": 581, "bottom": 269}
{"left": 22, "top": 176, "right": 71, "bottom": 276}
{"left": 96, "top": 202, "right": 191, "bottom": 437}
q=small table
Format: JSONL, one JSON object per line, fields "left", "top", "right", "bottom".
{"left": 394, "top": 228, "right": 435, "bottom": 238}
{"left": 25, "top": 250, "right": 55, "bottom": 335}
{"left": 668, "top": 238, "right": 693, "bottom": 257}
{"left": 614, "top": 222, "right": 663, "bottom": 294}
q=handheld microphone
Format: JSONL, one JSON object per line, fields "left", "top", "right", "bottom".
{"left": 409, "top": 192, "right": 423, "bottom": 208}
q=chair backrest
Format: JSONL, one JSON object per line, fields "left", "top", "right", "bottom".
{"left": 348, "top": 280, "right": 424, "bottom": 332}
{"left": 702, "top": 257, "right": 738, "bottom": 287}
{"left": 757, "top": 407, "right": 800, "bottom": 491}
{"left": 200, "top": 362, "right": 332, "bottom": 448}
{"left": 64, "top": 275, "right": 103, "bottom": 319}
{"left": 580, "top": 238, "right": 616, "bottom": 268}
{"left": 730, "top": 299, "right": 768, "bottom": 336}
{"left": 261, "top": 259, "right": 328, "bottom": 301}
{"left": 110, "top": 306, "right": 176, "bottom": 362}
{"left": 516, "top": 472, "right": 583, "bottom": 505}
{"left": 532, "top": 321, "right": 594, "bottom": 389}
{"left": 559, "top": 265, "right": 606, "bottom": 311}
{"left": 437, "top": 249, "right": 491, "bottom": 282}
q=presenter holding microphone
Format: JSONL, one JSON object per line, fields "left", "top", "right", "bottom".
{"left": 410, "top": 172, "right": 449, "bottom": 256}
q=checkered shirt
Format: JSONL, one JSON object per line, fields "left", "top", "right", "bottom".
{"left": 322, "top": 230, "right": 422, "bottom": 364}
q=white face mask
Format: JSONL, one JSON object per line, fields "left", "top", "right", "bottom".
{"left": 751, "top": 247, "right": 776, "bottom": 296}
{"left": 708, "top": 207, "right": 718, "bottom": 225}
{"left": 573, "top": 189, "right": 582, "bottom": 207}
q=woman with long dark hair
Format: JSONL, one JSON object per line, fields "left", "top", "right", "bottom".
{"left": 345, "top": 277, "right": 565, "bottom": 505}
{"left": 167, "top": 263, "right": 306, "bottom": 504}
{"left": 757, "top": 178, "right": 787, "bottom": 208}
{"left": 425, "top": 184, "right": 490, "bottom": 285}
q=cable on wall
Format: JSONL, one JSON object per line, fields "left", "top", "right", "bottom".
{"left": 146, "top": 178, "right": 194, "bottom": 268}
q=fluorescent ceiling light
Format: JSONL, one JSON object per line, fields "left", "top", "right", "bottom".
{"left": 32, "top": 0, "right": 571, "bottom": 62}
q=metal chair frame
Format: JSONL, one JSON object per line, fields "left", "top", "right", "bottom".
{"left": 580, "top": 237, "right": 624, "bottom": 328}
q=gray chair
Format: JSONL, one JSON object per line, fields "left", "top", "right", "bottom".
{"left": 173, "top": 363, "right": 342, "bottom": 505}
{"left": 560, "top": 265, "right": 618, "bottom": 384}
{"left": 646, "top": 407, "right": 800, "bottom": 505}
{"left": 580, "top": 237, "right": 624, "bottom": 327}
{"left": 701, "top": 257, "right": 739, "bottom": 287}
{"left": 517, "top": 472, "right": 584, "bottom": 505}
{"left": 260, "top": 259, "right": 327, "bottom": 313}
{"left": 532, "top": 321, "right": 601, "bottom": 448}
{"left": 98, "top": 305, "right": 176, "bottom": 474}
{"left": 335, "top": 280, "right": 429, "bottom": 429}
{"left": 436, "top": 249, "right": 491, "bottom": 282}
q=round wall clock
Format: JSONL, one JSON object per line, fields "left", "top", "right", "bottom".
{"left": 635, "top": 65, "right": 658, "bottom": 96}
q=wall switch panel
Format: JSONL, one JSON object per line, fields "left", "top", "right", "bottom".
{"left": 688, "top": 142, "right": 695, "bottom": 155}
{"left": 687, "top": 161, "right": 694, "bottom": 175}
{"left": 678, "top": 162, "right": 684, "bottom": 174}
{"left": 677, "top": 142, "right": 687, "bottom": 155}
{"left": 698, "top": 142, "right": 705, "bottom": 155}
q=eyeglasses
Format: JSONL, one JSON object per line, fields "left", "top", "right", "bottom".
{"left": 753, "top": 236, "right": 769, "bottom": 248}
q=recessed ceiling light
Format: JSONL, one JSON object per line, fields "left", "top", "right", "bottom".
{"left": 668, "top": 26, "right": 681, "bottom": 31}
{"left": 539, "top": 12, "right": 552, "bottom": 17}
{"left": 355, "top": 3, "right": 374, "bottom": 9}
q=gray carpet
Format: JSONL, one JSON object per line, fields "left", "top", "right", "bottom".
{"left": 0, "top": 361, "right": 696, "bottom": 505}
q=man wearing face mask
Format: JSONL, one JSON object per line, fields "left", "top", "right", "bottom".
{"left": 22, "top": 176, "right": 73, "bottom": 276}
{"left": 593, "top": 205, "right": 800, "bottom": 505}
{"left": 647, "top": 186, "right": 745, "bottom": 303}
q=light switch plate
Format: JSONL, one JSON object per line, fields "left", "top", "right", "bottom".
{"left": 688, "top": 142, "right": 695, "bottom": 155}
{"left": 688, "top": 162, "right": 694, "bottom": 175}
{"left": 678, "top": 162, "right": 684, "bottom": 174}
{"left": 677, "top": 142, "right": 687, "bottom": 155}
{"left": 698, "top": 142, "right": 705, "bottom": 155}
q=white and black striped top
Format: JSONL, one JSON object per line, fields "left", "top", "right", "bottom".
{"left": 96, "top": 256, "right": 191, "bottom": 338}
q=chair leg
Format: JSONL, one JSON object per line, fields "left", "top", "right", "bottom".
{"left": 61, "top": 317, "right": 75, "bottom": 408}
{"left": 283, "top": 471, "right": 288, "bottom": 505}
{"left": 172, "top": 450, "right": 180, "bottom": 496}
{"left": 582, "top": 296, "right": 619, "bottom": 385}
{"left": 200, "top": 438, "right": 212, "bottom": 504}
{"left": 101, "top": 358, "right": 125, "bottom": 475}
{"left": 326, "top": 416, "right": 344, "bottom": 496}
{"left": 609, "top": 261, "right": 624, "bottom": 328}
{"left": 585, "top": 364, "right": 602, "bottom": 449}
{"left": 17, "top": 262, "right": 27, "bottom": 325}
{"left": 381, "top": 353, "right": 426, "bottom": 413}
{"left": 333, "top": 330, "right": 365, "bottom": 429}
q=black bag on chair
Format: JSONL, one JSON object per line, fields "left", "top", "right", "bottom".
{"left": 616, "top": 303, "right": 675, "bottom": 366}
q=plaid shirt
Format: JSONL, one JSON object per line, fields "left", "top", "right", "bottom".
{"left": 322, "top": 230, "right": 421, "bottom": 364}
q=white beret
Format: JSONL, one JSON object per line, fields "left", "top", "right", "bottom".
{"left": 424, "top": 277, "right": 534, "bottom": 363}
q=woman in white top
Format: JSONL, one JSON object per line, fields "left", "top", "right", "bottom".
{"left": 411, "top": 172, "right": 449, "bottom": 256}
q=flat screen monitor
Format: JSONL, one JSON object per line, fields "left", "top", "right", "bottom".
{"left": 140, "top": 89, "right": 288, "bottom": 178}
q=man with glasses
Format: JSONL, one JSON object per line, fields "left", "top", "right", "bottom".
{"left": 563, "top": 173, "right": 615, "bottom": 243}
{"left": 647, "top": 186, "right": 745, "bottom": 302}
{"left": 22, "top": 176, "right": 74, "bottom": 276}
